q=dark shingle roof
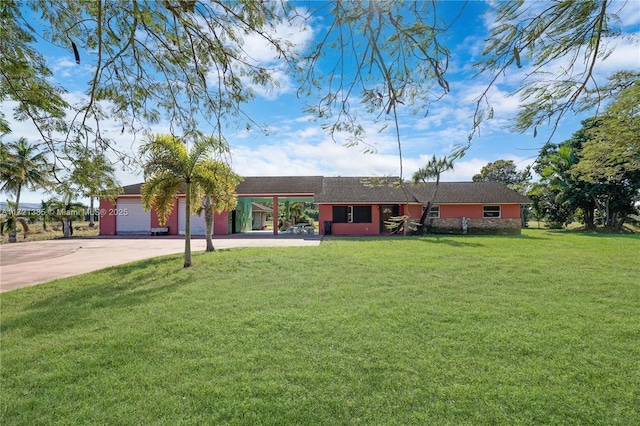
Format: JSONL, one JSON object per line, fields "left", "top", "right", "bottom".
{"left": 122, "top": 183, "right": 143, "bottom": 195}
{"left": 314, "top": 177, "right": 420, "bottom": 203}
{"left": 123, "top": 177, "right": 323, "bottom": 197}
{"left": 121, "top": 177, "right": 531, "bottom": 204}
{"left": 236, "top": 176, "right": 324, "bottom": 195}
{"left": 414, "top": 181, "right": 532, "bottom": 204}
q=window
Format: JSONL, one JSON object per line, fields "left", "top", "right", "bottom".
{"left": 333, "top": 206, "right": 348, "bottom": 223}
{"left": 353, "top": 206, "right": 372, "bottom": 223}
{"left": 332, "top": 205, "right": 372, "bottom": 223}
{"left": 483, "top": 205, "right": 501, "bottom": 218}
{"left": 423, "top": 205, "right": 440, "bottom": 218}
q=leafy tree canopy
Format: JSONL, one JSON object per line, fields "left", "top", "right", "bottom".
{"left": 474, "top": 1, "right": 639, "bottom": 140}
{"left": 2, "top": 0, "right": 297, "bottom": 167}
{"left": 531, "top": 99, "right": 639, "bottom": 231}
{"left": 571, "top": 80, "right": 640, "bottom": 184}
{"left": 472, "top": 159, "right": 529, "bottom": 189}
{"left": 1, "top": 0, "right": 637, "bottom": 180}
{"left": 0, "top": 137, "right": 51, "bottom": 210}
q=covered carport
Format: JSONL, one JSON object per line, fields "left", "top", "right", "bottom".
{"left": 234, "top": 176, "right": 323, "bottom": 235}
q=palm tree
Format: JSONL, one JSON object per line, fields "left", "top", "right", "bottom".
{"left": 139, "top": 134, "right": 229, "bottom": 267}
{"left": 198, "top": 160, "right": 241, "bottom": 252}
{"left": 537, "top": 144, "right": 591, "bottom": 228}
{"left": 0, "top": 200, "right": 29, "bottom": 242}
{"left": 412, "top": 155, "right": 454, "bottom": 232}
{"left": 47, "top": 194, "right": 86, "bottom": 238}
{"left": 69, "top": 148, "right": 121, "bottom": 228}
{"left": 0, "top": 137, "right": 51, "bottom": 211}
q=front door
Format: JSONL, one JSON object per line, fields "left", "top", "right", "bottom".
{"left": 379, "top": 205, "right": 399, "bottom": 234}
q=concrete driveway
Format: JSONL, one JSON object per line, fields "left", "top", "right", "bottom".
{"left": 0, "top": 234, "right": 322, "bottom": 293}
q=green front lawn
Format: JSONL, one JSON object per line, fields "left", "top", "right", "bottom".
{"left": 2, "top": 230, "right": 639, "bottom": 424}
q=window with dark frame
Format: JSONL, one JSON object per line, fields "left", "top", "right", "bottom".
{"left": 332, "top": 206, "right": 348, "bottom": 223}
{"left": 353, "top": 205, "right": 372, "bottom": 223}
{"left": 483, "top": 205, "right": 501, "bottom": 218}
{"left": 332, "top": 205, "right": 372, "bottom": 223}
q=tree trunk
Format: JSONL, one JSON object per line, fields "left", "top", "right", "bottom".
{"left": 89, "top": 197, "right": 95, "bottom": 227}
{"left": 420, "top": 200, "right": 433, "bottom": 233}
{"left": 63, "top": 218, "right": 72, "bottom": 238}
{"left": 583, "top": 200, "right": 596, "bottom": 230}
{"left": 204, "top": 196, "right": 214, "bottom": 252}
{"left": 420, "top": 177, "right": 441, "bottom": 234}
{"left": 15, "top": 186, "right": 21, "bottom": 212}
{"left": 184, "top": 182, "right": 192, "bottom": 267}
{"left": 7, "top": 187, "right": 21, "bottom": 242}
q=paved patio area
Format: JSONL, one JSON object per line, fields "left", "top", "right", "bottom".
{"left": 0, "top": 234, "right": 322, "bottom": 293}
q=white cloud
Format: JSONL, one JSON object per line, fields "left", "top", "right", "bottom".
{"left": 48, "top": 57, "right": 80, "bottom": 78}
{"left": 229, "top": 124, "right": 406, "bottom": 178}
{"left": 226, "top": 116, "right": 541, "bottom": 183}
{"left": 595, "top": 34, "right": 640, "bottom": 74}
{"left": 615, "top": 0, "right": 640, "bottom": 27}
{"left": 240, "top": 10, "right": 315, "bottom": 64}
{"left": 441, "top": 158, "right": 488, "bottom": 181}
{"left": 230, "top": 9, "right": 316, "bottom": 100}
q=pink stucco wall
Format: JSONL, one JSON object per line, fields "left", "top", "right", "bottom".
{"left": 319, "top": 203, "right": 523, "bottom": 236}
{"left": 440, "top": 204, "right": 521, "bottom": 219}
{"left": 405, "top": 204, "right": 422, "bottom": 218}
{"left": 500, "top": 204, "right": 522, "bottom": 219}
{"left": 214, "top": 211, "right": 229, "bottom": 235}
{"left": 319, "top": 204, "right": 382, "bottom": 236}
{"left": 99, "top": 199, "right": 117, "bottom": 235}
{"left": 101, "top": 196, "right": 231, "bottom": 236}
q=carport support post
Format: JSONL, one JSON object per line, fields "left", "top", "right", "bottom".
{"left": 272, "top": 196, "right": 279, "bottom": 235}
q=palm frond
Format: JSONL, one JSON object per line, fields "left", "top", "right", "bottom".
{"left": 141, "top": 174, "right": 182, "bottom": 225}
{"left": 139, "top": 134, "right": 189, "bottom": 178}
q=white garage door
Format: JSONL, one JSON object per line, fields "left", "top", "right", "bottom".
{"left": 116, "top": 198, "right": 151, "bottom": 235}
{"left": 178, "top": 198, "right": 210, "bottom": 236}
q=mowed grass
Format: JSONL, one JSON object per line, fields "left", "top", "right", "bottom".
{"left": 1, "top": 230, "right": 638, "bottom": 425}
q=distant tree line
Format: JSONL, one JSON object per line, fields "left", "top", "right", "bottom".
{"left": 475, "top": 81, "right": 639, "bottom": 231}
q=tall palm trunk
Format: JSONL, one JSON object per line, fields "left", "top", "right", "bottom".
{"left": 204, "top": 195, "right": 214, "bottom": 252}
{"left": 7, "top": 186, "right": 23, "bottom": 241}
{"left": 89, "top": 197, "right": 95, "bottom": 227}
{"left": 63, "top": 216, "right": 72, "bottom": 238}
{"left": 41, "top": 201, "right": 48, "bottom": 230}
{"left": 14, "top": 185, "right": 21, "bottom": 212}
{"left": 184, "top": 182, "right": 192, "bottom": 267}
{"left": 419, "top": 176, "right": 441, "bottom": 233}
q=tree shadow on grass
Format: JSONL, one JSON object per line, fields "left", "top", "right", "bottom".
{"left": 2, "top": 255, "right": 193, "bottom": 337}
{"left": 419, "top": 232, "right": 546, "bottom": 246}
{"left": 325, "top": 233, "right": 544, "bottom": 245}
{"left": 417, "top": 236, "right": 485, "bottom": 247}
{"left": 543, "top": 229, "right": 639, "bottom": 238}
{"left": 321, "top": 234, "right": 484, "bottom": 247}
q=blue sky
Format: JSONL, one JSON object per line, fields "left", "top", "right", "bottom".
{"left": 3, "top": 1, "right": 640, "bottom": 204}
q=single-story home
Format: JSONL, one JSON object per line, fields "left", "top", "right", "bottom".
{"left": 99, "top": 176, "right": 531, "bottom": 236}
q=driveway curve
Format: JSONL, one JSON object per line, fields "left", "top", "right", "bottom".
{"left": 0, "top": 234, "right": 322, "bottom": 293}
